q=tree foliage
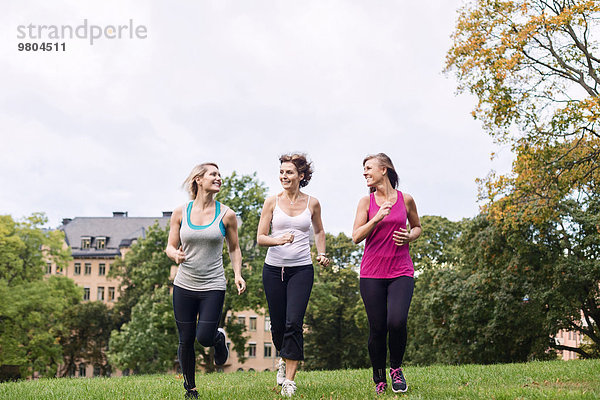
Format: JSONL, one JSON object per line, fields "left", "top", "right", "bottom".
{"left": 447, "top": 0, "right": 600, "bottom": 219}
{"left": 109, "top": 221, "right": 172, "bottom": 327}
{"left": 304, "top": 233, "right": 369, "bottom": 370}
{"left": 108, "top": 287, "right": 178, "bottom": 374}
{"left": 407, "top": 215, "right": 557, "bottom": 364}
{"left": 0, "top": 276, "right": 81, "bottom": 378}
{"left": 0, "top": 213, "right": 70, "bottom": 286}
{"left": 59, "top": 301, "right": 117, "bottom": 377}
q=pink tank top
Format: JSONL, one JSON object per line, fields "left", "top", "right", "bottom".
{"left": 359, "top": 190, "right": 414, "bottom": 279}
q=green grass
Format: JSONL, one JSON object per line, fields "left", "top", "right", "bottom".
{"left": 1, "top": 359, "right": 599, "bottom": 399}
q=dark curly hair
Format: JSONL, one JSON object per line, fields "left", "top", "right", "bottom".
{"left": 279, "top": 153, "right": 313, "bottom": 188}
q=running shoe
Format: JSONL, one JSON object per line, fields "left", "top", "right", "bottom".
{"left": 375, "top": 381, "right": 387, "bottom": 395}
{"left": 281, "top": 379, "right": 296, "bottom": 397}
{"left": 276, "top": 358, "right": 286, "bottom": 385}
{"left": 213, "top": 328, "right": 229, "bottom": 366}
{"left": 389, "top": 367, "right": 408, "bottom": 393}
{"left": 183, "top": 382, "right": 198, "bottom": 399}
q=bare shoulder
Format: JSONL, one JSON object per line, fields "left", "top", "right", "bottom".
{"left": 264, "top": 194, "right": 277, "bottom": 207}
{"left": 402, "top": 192, "right": 418, "bottom": 211}
{"left": 171, "top": 205, "right": 184, "bottom": 222}
{"left": 358, "top": 195, "right": 370, "bottom": 207}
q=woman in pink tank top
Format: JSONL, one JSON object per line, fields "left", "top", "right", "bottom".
{"left": 352, "top": 153, "right": 422, "bottom": 395}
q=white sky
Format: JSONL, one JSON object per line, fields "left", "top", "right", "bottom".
{"left": 1, "top": 1, "right": 512, "bottom": 235}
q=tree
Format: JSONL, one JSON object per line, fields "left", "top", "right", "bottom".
{"left": 109, "top": 221, "right": 172, "bottom": 327}
{"left": 446, "top": 0, "right": 599, "bottom": 215}
{"left": 407, "top": 215, "right": 556, "bottom": 365}
{"left": 108, "top": 287, "right": 178, "bottom": 374}
{"left": 216, "top": 172, "right": 269, "bottom": 369}
{"left": 59, "top": 301, "right": 117, "bottom": 377}
{"left": 409, "top": 215, "right": 464, "bottom": 272}
{"left": 0, "top": 213, "right": 70, "bottom": 286}
{"left": 304, "top": 233, "right": 370, "bottom": 370}
{"left": 0, "top": 276, "right": 82, "bottom": 378}
{"left": 446, "top": 0, "right": 600, "bottom": 358}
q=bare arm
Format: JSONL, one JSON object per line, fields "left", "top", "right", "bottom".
{"left": 223, "top": 209, "right": 246, "bottom": 295}
{"left": 352, "top": 196, "right": 392, "bottom": 244}
{"left": 310, "top": 198, "right": 330, "bottom": 267}
{"left": 165, "top": 206, "right": 185, "bottom": 264}
{"left": 392, "top": 193, "right": 422, "bottom": 246}
{"left": 256, "top": 196, "right": 294, "bottom": 247}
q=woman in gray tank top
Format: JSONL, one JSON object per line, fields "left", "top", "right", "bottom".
{"left": 166, "top": 162, "right": 246, "bottom": 399}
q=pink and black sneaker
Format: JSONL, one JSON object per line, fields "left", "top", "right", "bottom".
{"left": 389, "top": 367, "right": 407, "bottom": 393}
{"left": 375, "top": 381, "right": 387, "bottom": 395}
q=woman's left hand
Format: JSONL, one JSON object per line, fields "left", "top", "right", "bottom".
{"left": 392, "top": 228, "right": 411, "bottom": 247}
{"left": 235, "top": 276, "right": 246, "bottom": 295}
{"left": 316, "top": 254, "right": 330, "bottom": 267}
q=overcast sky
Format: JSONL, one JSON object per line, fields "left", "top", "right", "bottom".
{"left": 1, "top": 1, "right": 513, "bottom": 235}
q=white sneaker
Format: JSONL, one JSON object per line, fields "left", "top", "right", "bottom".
{"left": 276, "top": 358, "right": 286, "bottom": 385}
{"left": 281, "top": 379, "right": 296, "bottom": 397}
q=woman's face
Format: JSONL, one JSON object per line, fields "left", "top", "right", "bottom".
{"left": 196, "top": 165, "right": 222, "bottom": 194}
{"left": 279, "top": 161, "right": 303, "bottom": 190}
{"left": 363, "top": 158, "right": 385, "bottom": 188}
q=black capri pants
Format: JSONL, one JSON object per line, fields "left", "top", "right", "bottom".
{"left": 263, "top": 263, "right": 314, "bottom": 361}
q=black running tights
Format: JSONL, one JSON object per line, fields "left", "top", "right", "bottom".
{"left": 173, "top": 285, "right": 225, "bottom": 389}
{"left": 360, "top": 276, "right": 414, "bottom": 382}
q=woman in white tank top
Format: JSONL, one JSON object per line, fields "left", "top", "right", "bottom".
{"left": 257, "top": 153, "right": 330, "bottom": 397}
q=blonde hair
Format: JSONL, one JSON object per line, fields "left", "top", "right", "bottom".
{"left": 363, "top": 153, "right": 398, "bottom": 193}
{"left": 182, "top": 162, "right": 219, "bottom": 199}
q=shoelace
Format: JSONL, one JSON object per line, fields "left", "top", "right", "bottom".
{"left": 390, "top": 367, "right": 403, "bottom": 382}
{"left": 376, "top": 382, "right": 387, "bottom": 394}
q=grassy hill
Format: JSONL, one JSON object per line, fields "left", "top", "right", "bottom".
{"left": 1, "top": 359, "right": 599, "bottom": 399}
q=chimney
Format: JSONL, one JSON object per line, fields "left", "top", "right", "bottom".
{"left": 162, "top": 211, "right": 173, "bottom": 217}
{"left": 62, "top": 218, "right": 72, "bottom": 225}
{"left": 113, "top": 211, "right": 128, "bottom": 218}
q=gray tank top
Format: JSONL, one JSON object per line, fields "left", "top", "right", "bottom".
{"left": 173, "top": 200, "right": 228, "bottom": 291}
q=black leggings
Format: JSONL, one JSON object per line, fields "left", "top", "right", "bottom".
{"left": 360, "top": 276, "right": 414, "bottom": 382}
{"left": 173, "top": 285, "right": 225, "bottom": 389}
{"left": 263, "top": 263, "right": 314, "bottom": 361}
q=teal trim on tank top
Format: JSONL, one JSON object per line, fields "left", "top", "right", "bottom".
{"left": 219, "top": 220, "right": 226, "bottom": 236}
{"left": 186, "top": 201, "right": 221, "bottom": 230}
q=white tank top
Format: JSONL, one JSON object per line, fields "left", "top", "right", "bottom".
{"left": 265, "top": 195, "right": 313, "bottom": 267}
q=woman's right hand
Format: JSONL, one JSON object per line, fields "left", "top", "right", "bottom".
{"left": 277, "top": 232, "right": 295, "bottom": 245}
{"left": 168, "top": 246, "right": 186, "bottom": 264}
{"left": 373, "top": 201, "right": 393, "bottom": 222}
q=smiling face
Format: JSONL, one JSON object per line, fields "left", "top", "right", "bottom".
{"left": 363, "top": 158, "right": 386, "bottom": 188}
{"left": 280, "top": 161, "right": 303, "bottom": 190}
{"left": 195, "top": 165, "right": 222, "bottom": 194}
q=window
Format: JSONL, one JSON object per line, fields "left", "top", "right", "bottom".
{"left": 98, "top": 263, "right": 106, "bottom": 276}
{"left": 238, "top": 316, "right": 246, "bottom": 327}
{"left": 248, "top": 343, "right": 256, "bottom": 358}
{"left": 83, "top": 287, "right": 90, "bottom": 301}
{"left": 97, "top": 287, "right": 105, "bottom": 301}
{"left": 81, "top": 237, "right": 91, "bottom": 249}
{"left": 79, "top": 363, "right": 86, "bottom": 377}
{"left": 264, "top": 316, "right": 271, "bottom": 331}
{"left": 93, "top": 365, "right": 101, "bottom": 377}
{"left": 74, "top": 263, "right": 81, "bottom": 275}
{"left": 84, "top": 263, "right": 91, "bottom": 275}
{"left": 96, "top": 237, "right": 106, "bottom": 250}
{"left": 264, "top": 342, "right": 272, "bottom": 358}
{"left": 249, "top": 317, "right": 257, "bottom": 331}
{"left": 46, "top": 263, "right": 52, "bottom": 274}
{"left": 55, "top": 264, "right": 63, "bottom": 274}
{"left": 108, "top": 287, "right": 115, "bottom": 301}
